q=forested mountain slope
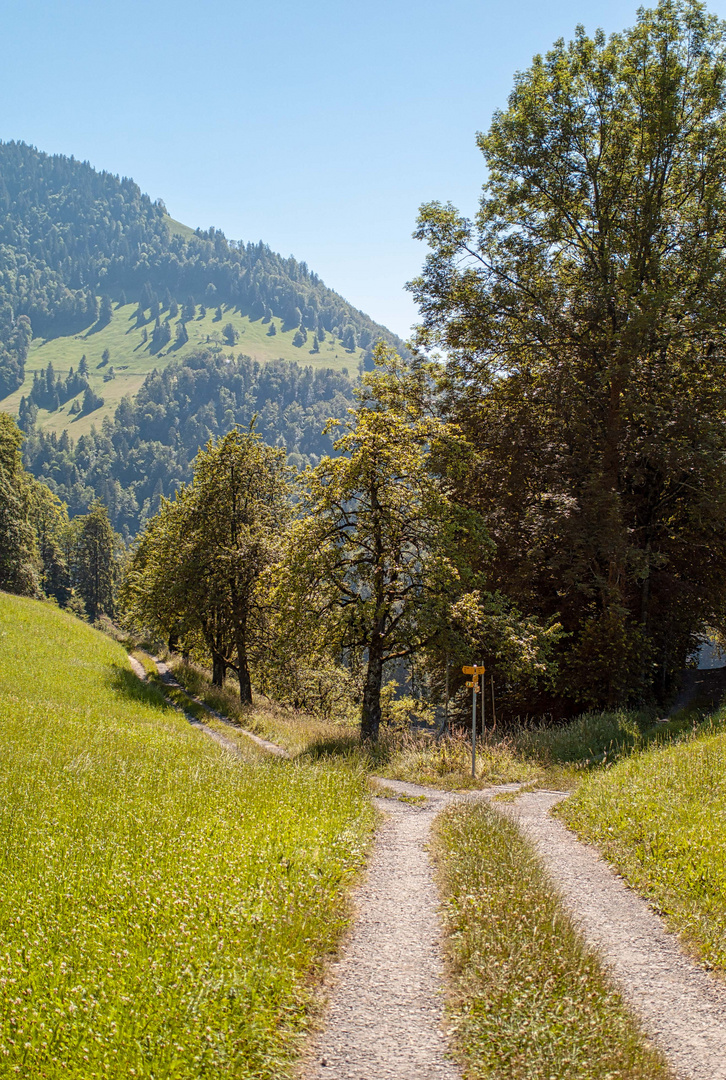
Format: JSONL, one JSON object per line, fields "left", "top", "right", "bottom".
{"left": 0, "top": 140, "right": 403, "bottom": 430}
{"left": 22, "top": 351, "right": 356, "bottom": 535}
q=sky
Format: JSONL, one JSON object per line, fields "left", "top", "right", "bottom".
{"left": 3, "top": 0, "right": 726, "bottom": 339}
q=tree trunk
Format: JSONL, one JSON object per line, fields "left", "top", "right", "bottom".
{"left": 236, "top": 632, "right": 252, "bottom": 705}
{"left": 212, "top": 651, "right": 226, "bottom": 687}
{"left": 361, "top": 642, "right": 384, "bottom": 741}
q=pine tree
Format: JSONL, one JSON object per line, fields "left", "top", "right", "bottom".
{"left": 76, "top": 501, "right": 116, "bottom": 621}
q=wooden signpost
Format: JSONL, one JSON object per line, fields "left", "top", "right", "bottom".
{"left": 462, "top": 664, "right": 485, "bottom": 777}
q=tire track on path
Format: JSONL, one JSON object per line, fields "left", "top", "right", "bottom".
{"left": 499, "top": 790, "right": 726, "bottom": 1080}
{"left": 303, "top": 779, "right": 520, "bottom": 1080}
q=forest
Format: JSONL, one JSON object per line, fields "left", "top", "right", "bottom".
{"left": 19, "top": 351, "right": 357, "bottom": 535}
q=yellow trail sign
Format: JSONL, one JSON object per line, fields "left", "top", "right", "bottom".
{"left": 466, "top": 681, "right": 479, "bottom": 691}
{"left": 463, "top": 665, "right": 486, "bottom": 675}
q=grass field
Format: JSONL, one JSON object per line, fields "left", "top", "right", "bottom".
{"left": 432, "top": 803, "right": 672, "bottom": 1080}
{"left": 0, "top": 301, "right": 364, "bottom": 437}
{"left": 0, "top": 593, "right": 374, "bottom": 1078}
{"left": 560, "top": 717, "right": 726, "bottom": 971}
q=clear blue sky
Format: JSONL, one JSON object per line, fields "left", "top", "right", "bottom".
{"left": 3, "top": 0, "right": 726, "bottom": 338}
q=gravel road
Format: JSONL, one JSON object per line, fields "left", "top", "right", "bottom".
{"left": 500, "top": 790, "right": 726, "bottom": 1080}
{"left": 303, "top": 785, "right": 461, "bottom": 1080}
{"left": 303, "top": 779, "right": 520, "bottom": 1080}
{"left": 126, "top": 657, "right": 726, "bottom": 1080}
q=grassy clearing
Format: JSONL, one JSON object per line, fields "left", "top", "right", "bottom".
{"left": 432, "top": 802, "right": 672, "bottom": 1080}
{"left": 0, "top": 593, "right": 374, "bottom": 1078}
{"left": 560, "top": 717, "right": 726, "bottom": 972}
{"left": 0, "top": 301, "right": 363, "bottom": 437}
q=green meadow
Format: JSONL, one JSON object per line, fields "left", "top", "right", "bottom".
{"left": 0, "top": 593, "right": 374, "bottom": 1078}
{"left": 560, "top": 718, "right": 726, "bottom": 971}
{"left": 0, "top": 301, "right": 363, "bottom": 438}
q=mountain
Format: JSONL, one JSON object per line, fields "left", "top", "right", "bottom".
{"left": 0, "top": 140, "right": 404, "bottom": 434}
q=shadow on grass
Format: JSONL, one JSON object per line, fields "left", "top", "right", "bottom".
{"left": 108, "top": 664, "right": 172, "bottom": 711}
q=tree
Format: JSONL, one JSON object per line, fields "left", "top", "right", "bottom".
{"left": 27, "top": 480, "right": 71, "bottom": 604}
{"left": 81, "top": 386, "right": 104, "bottom": 415}
{"left": 222, "top": 322, "right": 239, "bottom": 346}
{"left": 0, "top": 415, "right": 39, "bottom": 595}
{"left": 123, "top": 430, "right": 291, "bottom": 703}
{"left": 76, "top": 501, "right": 116, "bottom": 621}
{"left": 78, "top": 354, "right": 89, "bottom": 377}
{"left": 98, "top": 294, "right": 113, "bottom": 328}
{"left": 342, "top": 324, "right": 357, "bottom": 352}
{"left": 411, "top": 0, "right": 726, "bottom": 707}
{"left": 279, "top": 346, "right": 489, "bottom": 740}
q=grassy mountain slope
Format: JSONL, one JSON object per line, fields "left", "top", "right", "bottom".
{"left": 3, "top": 299, "right": 363, "bottom": 438}
{"left": 0, "top": 590, "right": 373, "bottom": 1077}
{"left": 0, "top": 140, "right": 404, "bottom": 430}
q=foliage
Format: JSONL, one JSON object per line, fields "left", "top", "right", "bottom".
{"left": 122, "top": 429, "right": 291, "bottom": 702}
{"left": 278, "top": 346, "right": 490, "bottom": 739}
{"left": 23, "top": 351, "right": 357, "bottom": 536}
{"left": 0, "top": 592, "right": 374, "bottom": 1078}
{"left": 561, "top": 716, "right": 726, "bottom": 970}
{"left": 0, "top": 412, "right": 39, "bottom": 595}
{"left": 411, "top": 0, "right": 726, "bottom": 708}
{"left": 432, "top": 803, "right": 671, "bottom": 1079}
{"left": 74, "top": 500, "right": 117, "bottom": 621}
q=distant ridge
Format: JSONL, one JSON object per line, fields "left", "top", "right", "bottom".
{"left": 0, "top": 140, "right": 404, "bottom": 410}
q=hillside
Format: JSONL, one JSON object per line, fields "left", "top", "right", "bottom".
{"left": 22, "top": 350, "right": 357, "bottom": 534}
{"left": 0, "top": 140, "right": 404, "bottom": 433}
{"left": 0, "top": 590, "right": 373, "bottom": 1078}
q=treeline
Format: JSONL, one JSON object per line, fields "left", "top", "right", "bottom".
{"left": 0, "top": 413, "right": 121, "bottom": 621}
{"left": 21, "top": 351, "right": 356, "bottom": 536}
{"left": 121, "top": 347, "right": 557, "bottom": 736}
{"left": 0, "top": 140, "right": 403, "bottom": 395}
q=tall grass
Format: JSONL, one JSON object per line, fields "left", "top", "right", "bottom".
{"left": 560, "top": 719, "right": 726, "bottom": 971}
{"left": 432, "top": 803, "right": 672, "bottom": 1080}
{"left": 0, "top": 594, "right": 374, "bottom": 1078}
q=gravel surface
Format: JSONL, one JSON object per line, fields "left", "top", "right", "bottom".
{"left": 304, "top": 788, "right": 462, "bottom": 1080}
{"left": 303, "top": 779, "right": 522, "bottom": 1080}
{"left": 500, "top": 790, "right": 726, "bottom": 1080}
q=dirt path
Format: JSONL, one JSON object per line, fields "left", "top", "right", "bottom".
{"left": 304, "top": 785, "right": 459, "bottom": 1080}
{"left": 304, "top": 779, "right": 520, "bottom": 1080}
{"left": 500, "top": 790, "right": 726, "bottom": 1080}
{"left": 128, "top": 654, "right": 250, "bottom": 756}
{"left": 128, "top": 653, "right": 290, "bottom": 758}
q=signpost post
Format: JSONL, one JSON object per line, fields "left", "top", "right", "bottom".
{"left": 463, "top": 664, "right": 485, "bottom": 778}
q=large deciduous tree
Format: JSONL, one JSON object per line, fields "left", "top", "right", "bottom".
{"left": 280, "top": 347, "right": 490, "bottom": 740}
{"left": 411, "top": 0, "right": 726, "bottom": 706}
{"left": 123, "top": 429, "right": 291, "bottom": 704}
